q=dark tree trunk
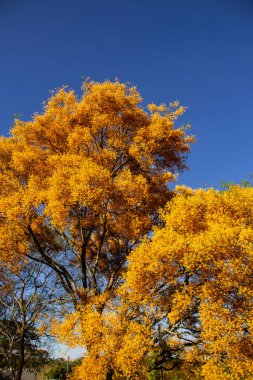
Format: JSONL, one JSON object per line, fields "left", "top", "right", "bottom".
{"left": 15, "top": 334, "right": 25, "bottom": 380}
{"left": 106, "top": 369, "right": 114, "bottom": 380}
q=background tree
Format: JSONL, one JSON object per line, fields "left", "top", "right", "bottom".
{"left": 45, "top": 358, "right": 81, "bottom": 380}
{"left": 0, "top": 261, "right": 59, "bottom": 380}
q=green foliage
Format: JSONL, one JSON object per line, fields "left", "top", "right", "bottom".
{"left": 219, "top": 174, "right": 253, "bottom": 190}
{"left": 46, "top": 359, "right": 81, "bottom": 380}
{"left": 0, "top": 320, "right": 41, "bottom": 369}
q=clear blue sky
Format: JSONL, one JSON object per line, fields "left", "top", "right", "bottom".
{"left": 1, "top": 0, "right": 253, "bottom": 188}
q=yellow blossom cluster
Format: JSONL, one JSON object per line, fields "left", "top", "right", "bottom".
{"left": 122, "top": 186, "right": 253, "bottom": 379}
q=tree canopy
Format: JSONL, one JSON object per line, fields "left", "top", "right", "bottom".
{"left": 0, "top": 79, "right": 193, "bottom": 309}
{"left": 53, "top": 185, "right": 253, "bottom": 379}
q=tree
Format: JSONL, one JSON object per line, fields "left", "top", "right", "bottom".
{"left": 0, "top": 80, "right": 193, "bottom": 378}
{"left": 52, "top": 185, "right": 253, "bottom": 379}
{"left": 1, "top": 81, "right": 194, "bottom": 306}
{"left": 0, "top": 261, "right": 58, "bottom": 380}
{"left": 0, "top": 321, "right": 48, "bottom": 378}
{"left": 0, "top": 80, "right": 193, "bottom": 306}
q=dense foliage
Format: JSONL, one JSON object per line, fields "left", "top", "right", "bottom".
{"left": 0, "top": 80, "right": 192, "bottom": 309}
{"left": 1, "top": 80, "right": 251, "bottom": 379}
{"left": 54, "top": 186, "right": 253, "bottom": 379}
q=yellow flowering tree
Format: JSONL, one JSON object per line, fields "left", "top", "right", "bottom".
{"left": 0, "top": 80, "right": 192, "bottom": 304}
{"left": 113, "top": 185, "right": 253, "bottom": 379}
{"left": 0, "top": 80, "right": 193, "bottom": 378}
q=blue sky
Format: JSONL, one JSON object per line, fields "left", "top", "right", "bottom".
{"left": 1, "top": 0, "right": 252, "bottom": 189}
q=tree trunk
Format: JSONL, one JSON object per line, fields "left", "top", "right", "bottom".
{"left": 106, "top": 369, "right": 114, "bottom": 380}
{"left": 15, "top": 334, "right": 25, "bottom": 380}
